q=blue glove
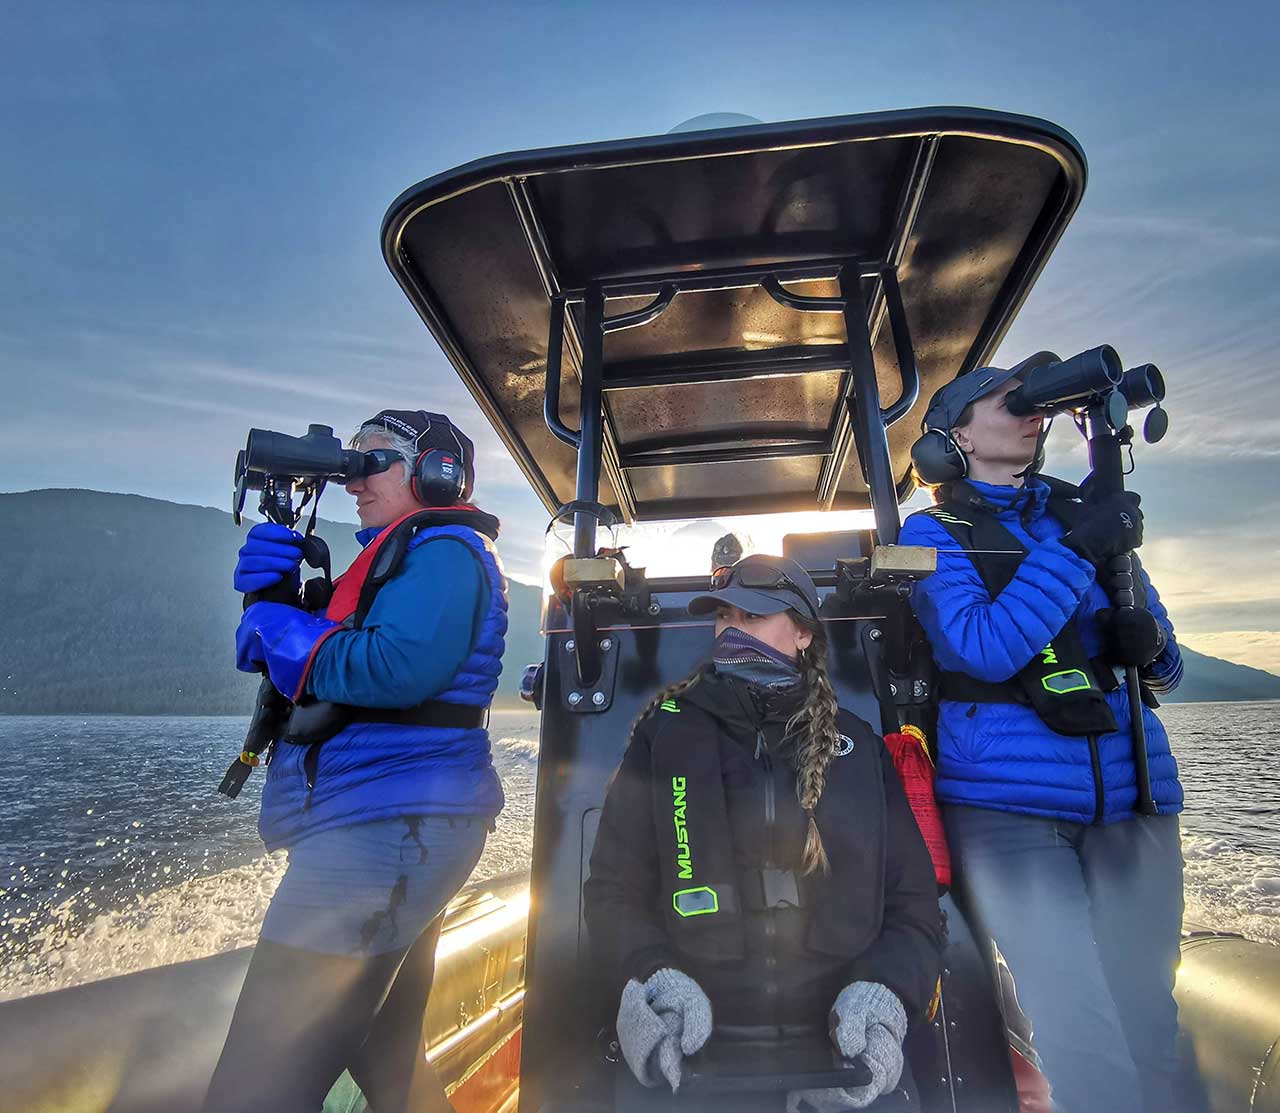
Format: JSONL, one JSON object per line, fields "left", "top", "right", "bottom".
{"left": 234, "top": 523, "right": 305, "bottom": 594}
{"left": 235, "top": 602, "right": 340, "bottom": 700}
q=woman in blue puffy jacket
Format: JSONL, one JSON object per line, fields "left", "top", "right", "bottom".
{"left": 204, "top": 409, "right": 507, "bottom": 1113}
{"left": 898, "top": 359, "right": 1200, "bottom": 1113}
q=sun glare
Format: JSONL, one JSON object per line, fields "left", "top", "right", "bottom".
{"left": 541, "top": 507, "right": 879, "bottom": 593}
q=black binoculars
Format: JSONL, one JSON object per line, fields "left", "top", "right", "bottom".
{"left": 1004, "top": 346, "right": 1165, "bottom": 418}
{"left": 232, "top": 424, "right": 398, "bottom": 525}
{"left": 240, "top": 423, "right": 396, "bottom": 484}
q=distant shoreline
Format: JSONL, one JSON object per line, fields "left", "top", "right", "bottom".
{"left": 0, "top": 703, "right": 538, "bottom": 717}
{"left": 3, "top": 700, "right": 1278, "bottom": 718}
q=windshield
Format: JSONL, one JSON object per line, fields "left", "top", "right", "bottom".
{"left": 544, "top": 508, "right": 878, "bottom": 586}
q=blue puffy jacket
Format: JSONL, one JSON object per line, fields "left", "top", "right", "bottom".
{"left": 898, "top": 477, "right": 1183, "bottom": 824}
{"left": 258, "top": 524, "right": 508, "bottom": 850}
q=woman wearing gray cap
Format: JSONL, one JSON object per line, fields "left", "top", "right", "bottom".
{"left": 584, "top": 555, "right": 944, "bottom": 1112}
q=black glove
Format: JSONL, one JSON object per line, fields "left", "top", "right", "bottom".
{"left": 1096, "top": 606, "right": 1166, "bottom": 668}
{"left": 1062, "top": 492, "right": 1143, "bottom": 564}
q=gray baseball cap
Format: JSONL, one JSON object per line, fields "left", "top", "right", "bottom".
{"left": 688, "top": 554, "right": 820, "bottom": 622}
{"left": 923, "top": 351, "right": 1058, "bottom": 432}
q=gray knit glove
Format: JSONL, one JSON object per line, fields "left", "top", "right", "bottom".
{"left": 787, "top": 982, "right": 908, "bottom": 1112}
{"left": 615, "top": 968, "right": 713, "bottom": 1092}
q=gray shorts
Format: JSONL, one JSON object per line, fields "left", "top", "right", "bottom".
{"left": 259, "top": 815, "right": 487, "bottom": 955}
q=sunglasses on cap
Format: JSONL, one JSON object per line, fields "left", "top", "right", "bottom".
{"left": 710, "top": 563, "right": 818, "bottom": 620}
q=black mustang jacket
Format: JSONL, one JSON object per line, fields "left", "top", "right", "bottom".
{"left": 583, "top": 670, "right": 944, "bottom": 1028}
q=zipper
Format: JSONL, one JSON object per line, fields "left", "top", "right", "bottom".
{"left": 1087, "top": 734, "right": 1104, "bottom": 824}
{"left": 303, "top": 742, "right": 321, "bottom": 810}
{"left": 757, "top": 729, "right": 776, "bottom": 866}
{"left": 756, "top": 727, "right": 779, "bottom": 1018}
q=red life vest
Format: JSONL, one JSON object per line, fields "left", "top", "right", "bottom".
{"left": 325, "top": 504, "right": 495, "bottom": 624}
{"left": 884, "top": 725, "right": 952, "bottom": 889}
{"left": 290, "top": 505, "right": 497, "bottom": 703}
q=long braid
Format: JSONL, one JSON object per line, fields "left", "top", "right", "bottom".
{"left": 787, "top": 626, "right": 840, "bottom": 875}
{"left": 627, "top": 669, "right": 705, "bottom": 748}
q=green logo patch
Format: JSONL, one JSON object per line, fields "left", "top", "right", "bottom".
{"left": 672, "top": 886, "right": 719, "bottom": 917}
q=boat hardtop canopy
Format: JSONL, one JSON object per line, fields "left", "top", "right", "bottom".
{"left": 382, "top": 107, "right": 1085, "bottom": 540}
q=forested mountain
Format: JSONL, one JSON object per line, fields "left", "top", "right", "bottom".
{"left": 0, "top": 489, "right": 544, "bottom": 714}
{"left": 1168, "top": 646, "right": 1280, "bottom": 704}
{"left": 0, "top": 489, "right": 1276, "bottom": 713}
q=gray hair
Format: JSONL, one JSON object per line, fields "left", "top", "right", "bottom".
{"left": 351, "top": 422, "right": 415, "bottom": 488}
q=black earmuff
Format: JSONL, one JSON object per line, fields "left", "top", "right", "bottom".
{"left": 910, "top": 427, "right": 969, "bottom": 485}
{"left": 412, "top": 447, "right": 466, "bottom": 506}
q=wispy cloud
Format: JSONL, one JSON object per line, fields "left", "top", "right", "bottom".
{"left": 1079, "top": 212, "right": 1280, "bottom": 258}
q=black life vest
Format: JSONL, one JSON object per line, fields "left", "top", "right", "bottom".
{"left": 648, "top": 697, "right": 890, "bottom": 964}
{"left": 922, "top": 477, "right": 1127, "bottom": 738}
{"left": 282, "top": 505, "right": 501, "bottom": 745}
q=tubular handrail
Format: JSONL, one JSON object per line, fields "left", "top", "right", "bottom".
{"left": 762, "top": 275, "right": 846, "bottom": 314}
{"left": 543, "top": 295, "right": 581, "bottom": 449}
{"left": 601, "top": 284, "right": 678, "bottom": 333}
{"left": 879, "top": 267, "right": 921, "bottom": 427}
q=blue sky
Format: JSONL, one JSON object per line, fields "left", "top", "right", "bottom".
{"left": 2, "top": 1, "right": 1278, "bottom": 669}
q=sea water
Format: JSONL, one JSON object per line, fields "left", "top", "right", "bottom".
{"left": 0, "top": 703, "right": 1277, "bottom": 1002}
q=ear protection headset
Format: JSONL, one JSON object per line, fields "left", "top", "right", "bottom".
{"left": 911, "top": 353, "right": 1059, "bottom": 486}
{"left": 412, "top": 447, "right": 466, "bottom": 506}
{"left": 911, "top": 412, "right": 1052, "bottom": 486}
{"left": 910, "top": 425, "right": 968, "bottom": 485}
{"left": 409, "top": 411, "right": 470, "bottom": 506}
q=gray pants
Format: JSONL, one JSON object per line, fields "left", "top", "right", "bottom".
{"left": 944, "top": 806, "right": 1204, "bottom": 1113}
